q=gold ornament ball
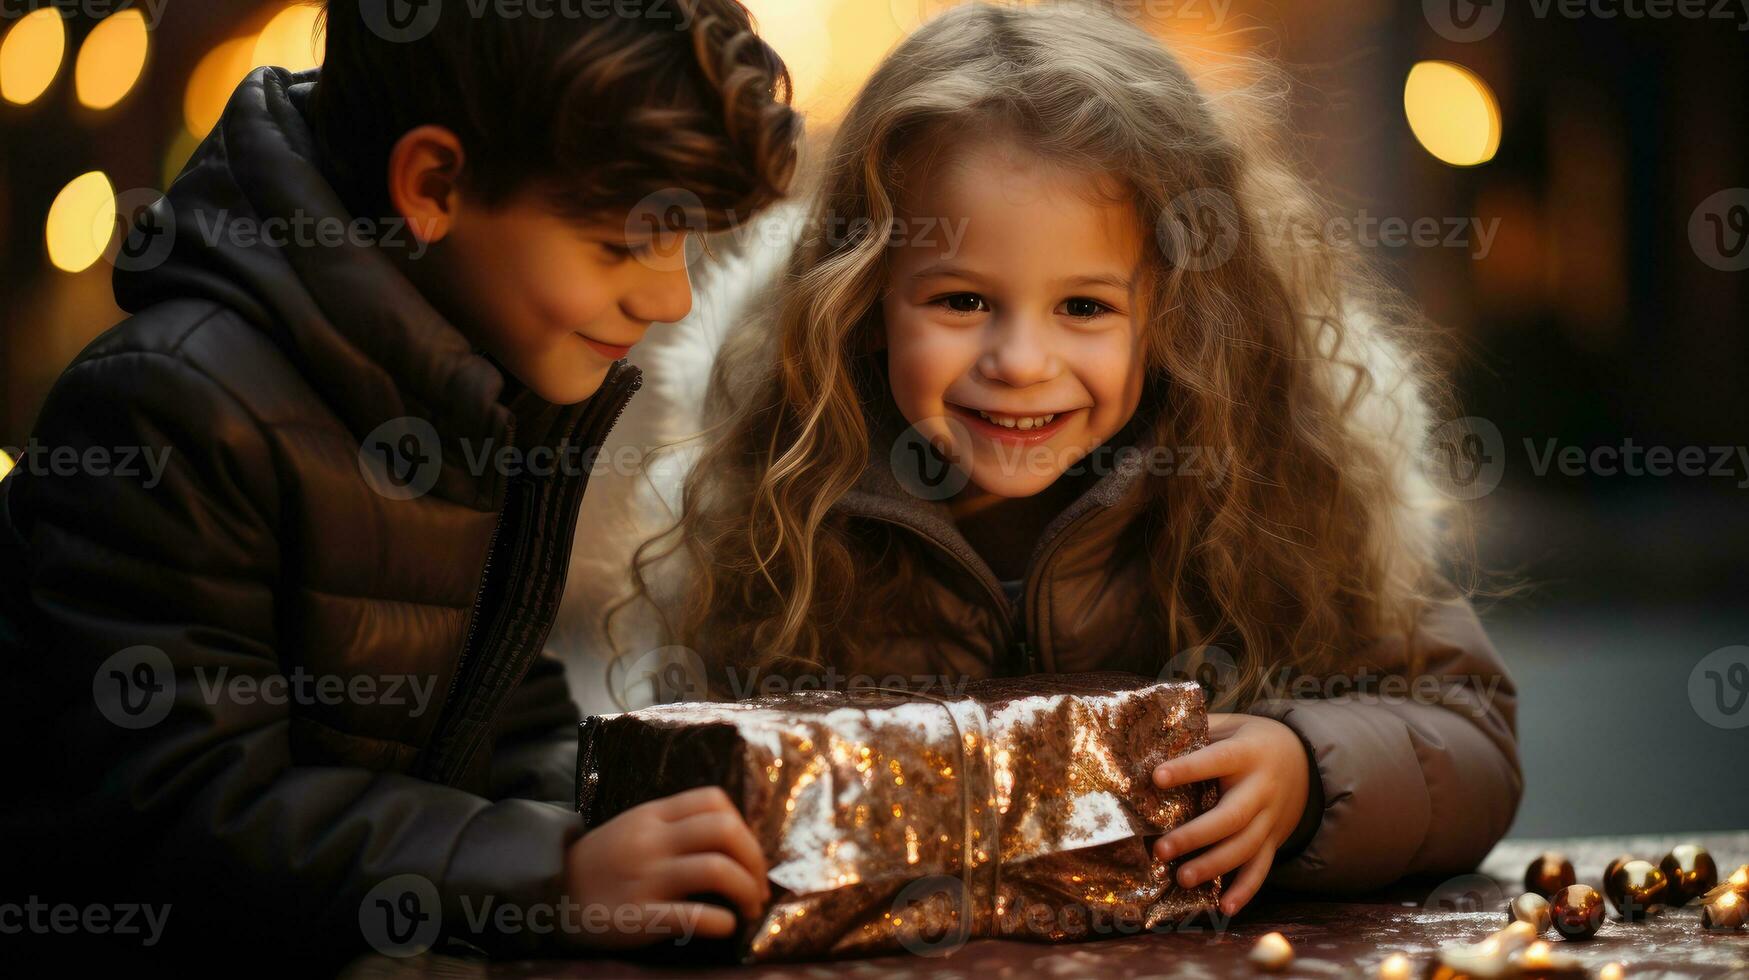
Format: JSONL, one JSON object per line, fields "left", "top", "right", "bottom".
{"left": 1603, "top": 852, "right": 1635, "bottom": 886}
{"left": 1526, "top": 852, "right": 1577, "bottom": 899}
{"left": 1659, "top": 844, "right": 1718, "bottom": 906}
{"left": 1605, "top": 859, "right": 1668, "bottom": 921}
{"left": 1550, "top": 884, "right": 1605, "bottom": 940}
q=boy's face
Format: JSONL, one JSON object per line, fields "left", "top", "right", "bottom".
{"left": 420, "top": 190, "right": 695, "bottom": 405}
{"left": 881, "top": 140, "right": 1148, "bottom": 499}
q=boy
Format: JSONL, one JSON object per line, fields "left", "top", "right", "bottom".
{"left": 0, "top": 0, "right": 796, "bottom": 964}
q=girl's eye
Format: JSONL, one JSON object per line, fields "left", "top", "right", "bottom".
{"left": 1061, "top": 297, "right": 1113, "bottom": 319}
{"left": 936, "top": 293, "right": 989, "bottom": 315}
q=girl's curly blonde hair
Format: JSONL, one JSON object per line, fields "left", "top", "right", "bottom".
{"left": 618, "top": 0, "right": 1470, "bottom": 707}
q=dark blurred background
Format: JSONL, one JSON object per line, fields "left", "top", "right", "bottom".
{"left": 1, "top": 0, "right": 1745, "bottom": 838}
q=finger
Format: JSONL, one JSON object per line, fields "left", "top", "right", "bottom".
{"left": 670, "top": 810, "right": 771, "bottom": 896}
{"left": 1177, "top": 814, "right": 1272, "bottom": 889}
{"left": 653, "top": 785, "right": 738, "bottom": 820}
{"left": 657, "top": 852, "right": 769, "bottom": 921}
{"left": 1205, "top": 713, "right": 1244, "bottom": 737}
{"left": 1153, "top": 782, "right": 1262, "bottom": 861}
{"left": 1153, "top": 740, "right": 1247, "bottom": 788}
{"left": 1216, "top": 847, "right": 1276, "bottom": 917}
{"left": 655, "top": 902, "right": 740, "bottom": 941}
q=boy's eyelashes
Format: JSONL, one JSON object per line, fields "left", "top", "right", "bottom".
{"left": 926, "top": 292, "right": 1121, "bottom": 320}
{"left": 598, "top": 239, "right": 656, "bottom": 262}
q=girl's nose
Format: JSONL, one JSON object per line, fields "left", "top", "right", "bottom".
{"left": 977, "top": 313, "right": 1057, "bottom": 388}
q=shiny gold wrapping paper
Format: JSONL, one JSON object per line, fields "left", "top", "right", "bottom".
{"left": 575, "top": 671, "right": 1223, "bottom": 962}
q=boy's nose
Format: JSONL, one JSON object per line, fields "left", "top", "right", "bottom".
{"left": 977, "top": 314, "right": 1056, "bottom": 387}
{"left": 624, "top": 263, "right": 694, "bottom": 328}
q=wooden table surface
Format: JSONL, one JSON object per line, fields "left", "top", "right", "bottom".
{"left": 340, "top": 830, "right": 1749, "bottom": 979}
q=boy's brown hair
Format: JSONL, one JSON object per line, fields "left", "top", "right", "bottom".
{"left": 310, "top": 0, "right": 799, "bottom": 229}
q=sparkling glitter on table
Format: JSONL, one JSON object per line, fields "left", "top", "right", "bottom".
{"left": 575, "top": 672, "right": 1224, "bottom": 963}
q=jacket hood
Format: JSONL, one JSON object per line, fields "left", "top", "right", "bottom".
{"left": 114, "top": 66, "right": 510, "bottom": 448}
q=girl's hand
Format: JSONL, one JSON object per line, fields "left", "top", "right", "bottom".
{"left": 561, "top": 786, "right": 771, "bottom": 950}
{"left": 1150, "top": 713, "right": 1310, "bottom": 916}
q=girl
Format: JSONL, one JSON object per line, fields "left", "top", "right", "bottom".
{"left": 615, "top": 1, "right": 1521, "bottom": 922}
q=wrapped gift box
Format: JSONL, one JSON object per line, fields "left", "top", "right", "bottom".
{"left": 575, "top": 671, "right": 1223, "bottom": 962}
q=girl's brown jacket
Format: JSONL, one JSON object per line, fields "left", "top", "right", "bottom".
{"left": 824, "top": 388, "right": 1521, "bottom": 895}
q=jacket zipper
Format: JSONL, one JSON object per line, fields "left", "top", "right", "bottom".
{"left": 429, "top": 363, "right": 642, "bottom": 784}
{"left": 857, "top": 515, "right": 1023, "bottom": 675}
{"left": 858, "top": 502, "right": 1106, "bottom": 678}
{"left": 418, "top": 421, "right": 515, "bottom": 781}
{"left": 1018, "top": 507, "right": 1104, "bottom": 676}
{"left": 416, "top": 360, "right": 643, "bottom": 780}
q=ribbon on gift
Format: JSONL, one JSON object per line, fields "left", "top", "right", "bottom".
{"left": 821, "top": 683, "right": 1002, "bottom": 949}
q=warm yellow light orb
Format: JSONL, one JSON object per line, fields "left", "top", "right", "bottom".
{"left": 0, "top": 448, "right": 15, "bottom": 482}
{"left": 252, "top": 4, "right": 325, "bottom": 73}
{"left": 740, "top": 0, "right": 835, "bottom": 112}
{"left": 75, "top": 9, "right": 149, "bottom": 110}
{"left": 1, "top": 7, "right": 66, "bottom": 106}
{"left": 1404, "top": 61, "right": 1502, "bottom": 167}
{"left": 184, "top": 36, "right": 257, "bottom": 137}
{"left": 46, "top": 170, "right": 117, "bottom": 273}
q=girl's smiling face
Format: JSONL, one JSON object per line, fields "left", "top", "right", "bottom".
{"left": 881, "top": 139, "right": 1149, "bottom": 500}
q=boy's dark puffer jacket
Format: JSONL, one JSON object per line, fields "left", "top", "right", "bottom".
{"left": 0, "top": 68, "right": 635, "bottom": 961}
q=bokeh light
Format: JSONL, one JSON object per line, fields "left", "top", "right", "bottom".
{"left": 741, "top": 0, "right": 1249, "bottom": 122}
{"left": 0, "top": 447, "right": 13, "bottom": 482}
{"left": 741, "top": 0, "right": 839, "bottom": 114}
{"left": 251, "top": 3, "right": 325, "bottom": 73}
{"left": 75, "top": 9, "right": 150, "bottom": 111}
{"left": 184, "top": 36, "right": 258, "bottom": 138}
{"left": 44, "top": 170, "right": 115, "bottom": 273}
{"left": 1404, "top": 60, "right": 1502, "bottom": 167}
{"left": 182, "top": 5, "right": 325, "bottom": 138}
{"left": 1, "top": 7, "right": 67, "bottom": 106}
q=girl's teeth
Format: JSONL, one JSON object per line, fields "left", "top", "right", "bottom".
{"left": 975, "top": 410, "right": 1057, "bottom": 430}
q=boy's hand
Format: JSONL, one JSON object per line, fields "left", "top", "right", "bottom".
{"left": 561, "top": 786, "right": 771, "bottom": 950}
{"left": 1150, "top": 713, "right": 1310, "bottom": 916}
